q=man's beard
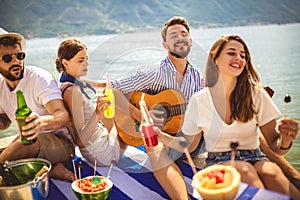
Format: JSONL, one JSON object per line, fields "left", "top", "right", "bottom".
{"left": 170, "top": 51, "right": 187, "bottom": 58}
{"left": 0, "top": 65, "right": 24, "bottom": 81}
{"left": 169, "top": 42, "right": 191, "bottom": 58}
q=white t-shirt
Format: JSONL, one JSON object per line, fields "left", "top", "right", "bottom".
{"left": 0, "top": 66, "right": 69, "bottom": 137}
{"left": 182, "top": 87, "right": 280, "bottom": 152}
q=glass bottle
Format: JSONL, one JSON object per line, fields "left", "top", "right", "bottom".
{"left": 103, "top": 75, "right": 115, "bottom": 118}
{"left": 0, "top": 162, "right": 20, "bottom": 186}
{"left": 15, "top": 90, "right": 36, "bottom": 145}
{"left": 139, "top": 94, "right": 158, "bottom": 148}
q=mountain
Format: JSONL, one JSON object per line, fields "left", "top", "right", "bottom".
{"left": 1, "top": 0, "right": 300, "bottom": 38}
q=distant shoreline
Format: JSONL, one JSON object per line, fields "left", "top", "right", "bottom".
{"left": 22, "top": 22, "right": 300, "bottom": 40}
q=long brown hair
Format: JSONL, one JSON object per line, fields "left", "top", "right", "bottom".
{"left": 206, "top": 34, "right": 261, "bottom": 122}
{"left": 55, "top": 39, "right": 87, "bottom": 73}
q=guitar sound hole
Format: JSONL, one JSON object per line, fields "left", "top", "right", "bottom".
{"left": 134, "top": 118, "right": 140, "bottom": 132}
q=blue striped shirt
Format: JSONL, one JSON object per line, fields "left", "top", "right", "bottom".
{"left": 111, "top": 56, "right": 205, "bottom": 102}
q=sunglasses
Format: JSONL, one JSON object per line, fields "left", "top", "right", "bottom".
{"left": 1, "top": 52, "right": 26, "bottom": 63}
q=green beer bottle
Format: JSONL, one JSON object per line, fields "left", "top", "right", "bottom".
{"left": 15, "top": 90, "right": 37, "bottom": 145}
{"left": 0, "top": 162, "right": 20, "bottom": 186}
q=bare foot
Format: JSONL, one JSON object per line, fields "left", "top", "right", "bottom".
{"left": 49, "top": 162, "right": 75, "bottom": 182}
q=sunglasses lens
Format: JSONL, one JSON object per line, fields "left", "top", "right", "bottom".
{"left": 1, "top": 52, "right": 25, "bottom": 63}
{"left": 2, "top": 55, "right": 12, "bottom": 63}
{"left": 17, "top": 52, "right": 25, "bottom": 60}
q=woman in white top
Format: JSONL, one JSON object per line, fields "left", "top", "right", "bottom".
{"left": 156, "top": 34, "right": 299, "bottom": 199}
{"left": 55, "top": 39, "right": 123, "bottom": 166}
{"left": 181, "top": 34, "right": 300, "bottom": 197}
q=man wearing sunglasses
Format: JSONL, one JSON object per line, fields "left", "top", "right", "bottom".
{"left": 0, "top": 28, "right": 76, "bottom": 181}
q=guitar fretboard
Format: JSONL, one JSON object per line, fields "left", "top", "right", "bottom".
{"left": 164, "top": 103, "right": 187, "bottom": 117}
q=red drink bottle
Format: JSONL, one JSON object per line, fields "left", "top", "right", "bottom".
{"left": 141, "top": 123, "right": 158, "bottom": 148}
{"left": 139, "top": 95, "right": 158, "bottom": 148}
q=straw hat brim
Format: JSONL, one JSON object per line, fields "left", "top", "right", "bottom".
{"left": 0, "top": 32, "right": 26, "bottom": 51}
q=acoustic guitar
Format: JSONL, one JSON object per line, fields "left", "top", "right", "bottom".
{"left": 115, "top": 89, "right": 187, "bottom": 146}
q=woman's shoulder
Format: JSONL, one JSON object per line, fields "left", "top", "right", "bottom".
{"left": 189, "top": 87, "right": 210, "bottom": 104}
{"left": 61, "top": 82, "right": 82, "bottom": 98}
{"left": 60, "top": 81, "right": 74, "bottom": 90}
{"left": 252, "top": 86, "right": 279, "bottom": 112}
{"left": 24, "top": 66, "right": 55, "bottom": 83}
{"left": 253, "top": 87, "right": 272, "bottom": 100}
{"left": 194, "top": 87, "right": 209, "bottom": 96}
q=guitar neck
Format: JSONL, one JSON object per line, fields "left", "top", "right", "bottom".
{"left": 165, "top": 103, "right": 187, "bottom": 118}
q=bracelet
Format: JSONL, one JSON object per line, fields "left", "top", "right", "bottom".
{"left": 280, "top": 142, "right": 293, "bottom": 150}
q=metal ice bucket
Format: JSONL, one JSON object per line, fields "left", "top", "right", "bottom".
{"left": 0, "top": 158, "right": 52, "bottom": 200}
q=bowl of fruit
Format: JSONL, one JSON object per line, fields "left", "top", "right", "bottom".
{"left": 71, "top": 175, "right": 113, "bottom": 200}
{"left": 192, "top": 165, "right": 240, "bottom": 200}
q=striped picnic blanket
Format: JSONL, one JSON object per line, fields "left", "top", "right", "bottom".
{"left": 49, "top": 146, "right": 292, "bottom": 200}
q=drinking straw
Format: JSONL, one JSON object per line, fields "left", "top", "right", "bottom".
{"left": 70, "top": 154, "right": 77, "bottom": 180}
{"left": 94, "top": 160, "right": 97, "bottom": 177}
{"left": 107, "top": 159, "right": 115, "bottom": 179}
{"left": 141, "top": 93, "right": 145, "bottom": 101}
{"left": 78, "top": 161, "right": 82, "bottom": 181}
{"left": 106, "top": 74, "right": 110, "bottom": 89}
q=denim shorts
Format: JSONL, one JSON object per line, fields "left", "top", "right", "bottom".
{"left": 206, "top": 148, "right": 268, "bottom": 167}
{"left": 169, "top": 133, "right": 205, "bottom": 161}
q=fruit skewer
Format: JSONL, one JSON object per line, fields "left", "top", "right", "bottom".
{"left": 283, "top": 94, "right": 291, "bottom": 117}
{"left": 230, "top": 140, "right": 239, "bottom": 166}
{"left": 179, "top": 137, "right": 197, "bottom": 174}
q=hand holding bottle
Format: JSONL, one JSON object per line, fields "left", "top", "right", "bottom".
{"left": 103, "top": 75, "right": 115, "bottom": 118}
{"left": 15, "top": 90, "right": 37, "bottom": 145}
{"left": 96, "top": 94, "right": 112, "bottom": 115}
{"left": 19, "top": 112, "right": 40, "bottom": 141}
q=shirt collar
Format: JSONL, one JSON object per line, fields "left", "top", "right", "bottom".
{"left": 59, "top": 72, "right": 96, "bottom": 99}
{"left": 165, "top": 56, "right": 192, "bottom": 74}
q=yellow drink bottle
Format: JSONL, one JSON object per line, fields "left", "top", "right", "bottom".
{"left": 104, "top": 75, "right": 115, "bottom": 118}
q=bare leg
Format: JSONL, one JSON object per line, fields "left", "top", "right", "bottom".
{"left": 0, "top": 137, "right": 39, "bottom": 164}
{"left": 111, "top": 124, "right": 128, "bottom": 161}
{"left": 153, "top": 162, "right": 189, "bottom": 200}
{"left": 224, "top": 161, "right": 265, "bottom": 188}
{"left": 255, "top": 160, "right": 300, "bottom": 199}
{"left": 146, "top": 143, "right": 189, "bottom": 200}
{"left": 259, "top": 135, "right": 300, "bottom": 190}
